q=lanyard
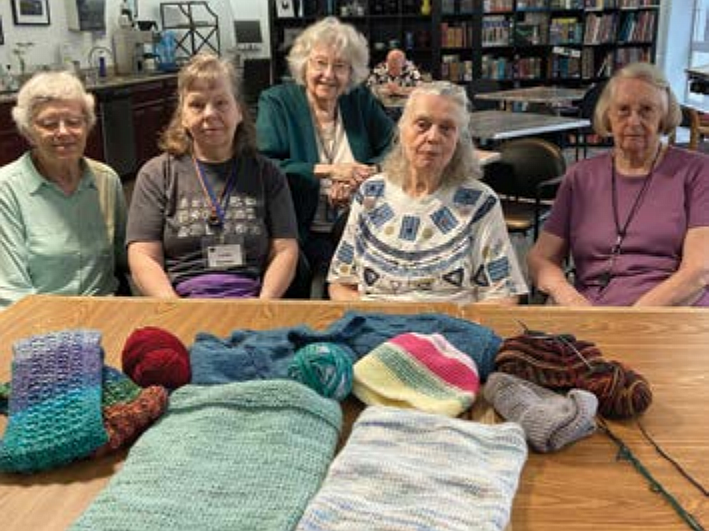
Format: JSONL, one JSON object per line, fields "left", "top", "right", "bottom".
{"left": 598, "top": 145, "right": 662, "bottom": 288}
{"left": 191, "top": 154, "right": 237, "bottom": 227}
{"left": 610, "top": 145, "right": 662, "bottom": 255}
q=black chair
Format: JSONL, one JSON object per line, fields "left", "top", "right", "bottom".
{"left": 565, "top": 81, "right": 612, "bottom": 159}
{"left": 482, "top": 137, "right": 566, "bottom": 241}
{"left": 467, "top": 78, "right": 502, "bottom": 111}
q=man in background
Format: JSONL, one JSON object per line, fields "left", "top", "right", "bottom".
{"left": 367, "top": 49, "right": 422, "bottom": 97}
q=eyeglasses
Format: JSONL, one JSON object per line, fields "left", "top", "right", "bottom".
{"left": 34, "top": 115, "right": 86, "bottom": 133}
{"left": 308, "top": 56, "right": 350, "bottom": 76}
{"left": 611, "top": 104, "right": 661, "bottom": 122}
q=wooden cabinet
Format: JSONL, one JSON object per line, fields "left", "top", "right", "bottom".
{"left": 130, "top": 78, "right": 177, "bottom": 169}
{"left": 0, "top": 101, "right": 28, "bottom": 166}
{"left": 269, "top": 0, "right": 660, "bottom": 88}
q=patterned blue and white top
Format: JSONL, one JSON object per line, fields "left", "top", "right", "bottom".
{"left": 327, "top": 174, "right": 528, "bottom": 302}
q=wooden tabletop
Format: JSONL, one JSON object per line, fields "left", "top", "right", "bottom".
{"left": 469, "top": 110, "right": 591, "bottom": 141}
{"left": 2, "top": 296, "right": 709, "bottom": 531}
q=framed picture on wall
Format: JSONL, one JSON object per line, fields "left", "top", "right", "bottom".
{"left": 11, "top": 0, "right": 51, "bottom": 26}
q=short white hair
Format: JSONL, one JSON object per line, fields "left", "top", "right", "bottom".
{"left": 12, "top": 71, "right": 96, "bottom": 140}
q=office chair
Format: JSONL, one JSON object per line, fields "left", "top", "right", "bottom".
{"left": 482, "top": 137, "right": 566, "bottom": 241}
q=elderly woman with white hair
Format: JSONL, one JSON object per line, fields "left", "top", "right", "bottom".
{"left": 0, "top": 71, "right": 126, "bottom": 309}
{"left": 327, "top": 81, "right": 528, "bottom": 303}
{"left": 528, "top": 61, "right": 709, "bottom": 306}
{"left": 256, "top": 16, "right": 395, "bottom": 280}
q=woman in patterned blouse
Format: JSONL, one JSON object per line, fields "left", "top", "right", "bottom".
{"left": 327, "top": 82, "right": 528, "bottom": 303}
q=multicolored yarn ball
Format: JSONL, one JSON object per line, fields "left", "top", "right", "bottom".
{"left": 495, "top": 333, "right": 652, "bottom": 419}
{"left": 288, "top": 343, "right": 354, "bottom": 401}
{"left": 122, "top": 326, "right": 191, "bottom": 390}
{"left": 577, "top": 361, "right": 652, "bottom": 419}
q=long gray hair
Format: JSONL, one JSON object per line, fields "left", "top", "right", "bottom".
{"left": 382, "top": 81, "right": 481, "bottom": 187}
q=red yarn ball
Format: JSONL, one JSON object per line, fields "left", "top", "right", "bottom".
{"left": 122, "top": 326, "right": 191, "bottom": 389}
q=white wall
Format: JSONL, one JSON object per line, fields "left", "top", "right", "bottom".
{"left": 0, "top": 0, "right": 269, "bottom": 73}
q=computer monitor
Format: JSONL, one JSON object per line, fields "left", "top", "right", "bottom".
{"left": 234, "top": 20, "right": 263, "bottom": 50}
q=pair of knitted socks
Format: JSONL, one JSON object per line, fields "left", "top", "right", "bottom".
{"left": 0, "top": 330, "right": 168, "bottom": 474}
{"left": 484, "top": 372, "right": 598, "bottom": 453}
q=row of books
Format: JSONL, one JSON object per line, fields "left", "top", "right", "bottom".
{"left": 583, "top": 13, "right": 617, "bottom": 43}
{"left": 441, "top": 0, "right": 475, "bottom": 15}
{"left": 475, "top": 47, "right": 649, "bottom": 81}
{"left": 483, "top": 0, "right": 514, "bottom": 13}
{"left": 549, "top": 17, "right": 584, "bottom": 44}
{"left": 549, "top": 0, "right": 584, "bottom": 8}
{"left": 440, "top": 22, "right": 475, "bottom": 48}
{"left": 516, "top": 0, "right": 548, "bottom": 10}
{"left": 617, "top": 10, "right": 656, "bottom": 42}
{"left": 440, "top": 55, "right": 474, "bottom": 82}
{"left": 480, "top": 54, "right": 543, "bottom": 79}
{"left": 482, "top": 16, "right": 512, "bottom": 46}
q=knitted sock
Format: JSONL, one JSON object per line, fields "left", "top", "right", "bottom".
{"left": 295, "top": 406, "right": 527, "bottom": 531}
{"left": 495, "top": 333, "right": 652, "bottom": 419}
{"left": 92, "top": 367, "right": 169, "bottom": 457}
{"left": 484, "top": 372, "right": 598, "bottom": 453}
{"left": 0, "top": 330, "right": 108, "bottom": 474}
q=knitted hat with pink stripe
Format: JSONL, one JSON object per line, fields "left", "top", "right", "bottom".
{"left": 353, "top": 333, "right": 480, "bottom": 417}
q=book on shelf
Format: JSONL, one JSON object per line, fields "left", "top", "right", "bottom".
{"left": 484, "top": 0, "right": 514, "bottom": 13}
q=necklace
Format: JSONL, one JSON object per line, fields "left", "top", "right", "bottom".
{"left": 191, "top": 153, "right": 237, "bottom": 227}
{"left": 312, "top": 106, "right": 340, "bottom": 164}
{"left": 597, "top": 144, "right": 663, "bottom": 288}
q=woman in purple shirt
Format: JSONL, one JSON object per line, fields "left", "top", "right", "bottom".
{"left": 528, "top": 62, "right": 709, "bottom": 306}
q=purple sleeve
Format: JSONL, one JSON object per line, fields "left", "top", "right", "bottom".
{"left": 541, "top": 170, "right": 574, "bottom": 241}
{"left": 681, "top": 150, "right": 709, "bottom": 228}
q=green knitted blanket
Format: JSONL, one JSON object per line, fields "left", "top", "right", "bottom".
{"left": 71, "top": 379, "right": 342, "bottom": 531}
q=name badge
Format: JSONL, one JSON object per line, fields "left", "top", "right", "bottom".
{"left": 206, "top": 243, "right": 244, "bottom": 268}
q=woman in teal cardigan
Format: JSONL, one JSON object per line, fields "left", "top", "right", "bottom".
{"left": 256, "top": 17, "right": 394, "bottom": 275}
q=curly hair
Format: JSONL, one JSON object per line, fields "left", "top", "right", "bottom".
{"left": 594, "top": 61, "right": 682, "bottom": 137}
{"left": 159, "top": 52, "right": 257, "bottom": 157}
{"left": 382, "top": 81, "right": 481, "bottom": 188}
{"left": 286, "top": 16, "right": 369, "bottom": 91}
{"left": 11, "top": 71, "right": 96, "bottom": 141}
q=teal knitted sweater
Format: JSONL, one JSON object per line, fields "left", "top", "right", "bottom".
{"left": 72, "top": 380, "right": 342, "bottom": 531}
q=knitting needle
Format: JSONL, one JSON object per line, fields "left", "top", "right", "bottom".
{"left": 515, "top": 320, "right": 595, "bottom": 372}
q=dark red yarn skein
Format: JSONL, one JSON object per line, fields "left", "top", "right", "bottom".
{"left": 122, "top": 326, "right": 191, "bottom": 390}
{"left": 494, "top": 334, "right": 652, "bottom": 419}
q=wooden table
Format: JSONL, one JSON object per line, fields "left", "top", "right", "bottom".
{"left": 474, "top": 86, "right": 588, "bottom": 113}
{"left": 2, "top": 296, "right": 709, "bottom": 531}
{"left": 469, "top": 109, "right": 590, "bottom": 143}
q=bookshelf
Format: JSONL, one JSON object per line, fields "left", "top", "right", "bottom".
{"left": 268, "top": 0, "right": 660, "bottom": 87}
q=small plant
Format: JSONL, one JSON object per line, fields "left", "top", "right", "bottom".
{"left": 12, "top": 42, "right": 35, "bottom": 75}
